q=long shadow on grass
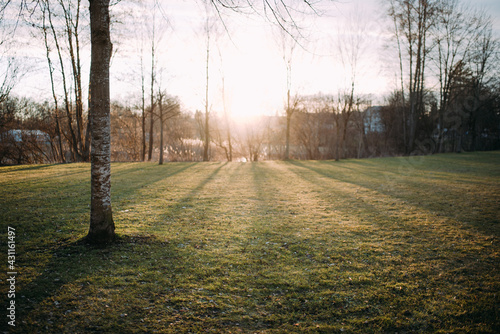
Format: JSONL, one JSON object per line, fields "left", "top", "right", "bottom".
{"left": 113, "top": 161, "right": 199, "bottom": 188}
{"left": 218, "top": 162, "right": 349, "bottom": 330}
{"left": 283, "top": 160, "right": 499, "bottom": 332}
{"left": 286, "top": 159, "right": 473, "bottom": 237}
{"left": 168, "top": 162, "right": 227, "bottom": 206}
{"left": 0, "top": 164, "right": 55, "bottom": 173}
{"left": 288, "top": 159, "right": 499, "bottom": 237}
{"left": 165, "top": 162, "right": 233, "bottom": 235}
{"left": 0, "top": 164, "right": 90, "bottom": 187}
{"left": 285, "top": 160, "right": 441, "bottom": 244}
{"left": 8, "top": 234, "right": 202, "bottom": 333}
{"left": 112, "top": 162, "right": 199, "bottom": 207}
{"left": 243, "top": 162, "right": 436, "bottom": 331}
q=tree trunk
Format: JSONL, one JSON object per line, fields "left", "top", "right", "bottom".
{"left": 221, "top": 77, "right": 232, "bottom": 162}
{"left": 285, "top": 112, "right": 291, "bottom": 160}
{"left": 159, "top": 94, "right": 164, "bottom": 165}
{"left": 86, "top": 0, "right": 115, "bottom": 244}
{"left": 148, "top": 71, "right": 155, "bottom": 161}
{"left": 141, "top": 56, "right": 146, "bottom": 161}
{"left": 148, "top": 22, "right": 156, "bottom": 162}
{"left": 83, "top": 114, "right": 91, "bottom": 159}
{"left": 55, "top": 110, "right": 65, "bottom": 163}
{"left": 284, "top": 89, "right": 291, "bottom": 160}
{"left": 203, "top": 29, "right": 210, "bottom": 162}
{"left": 335, "top": 119, "right": 340, "bottom": 161}
{"left": 203, "top": 110, "right": 210, "bottom": 161}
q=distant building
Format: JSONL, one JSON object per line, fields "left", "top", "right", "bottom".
{"left": 3, "top": 129, "right": 51, "bottom": 144}
{"left": 363, "top": 106, "right": 384, "bottom": 133}
{"left": 0, "top": 129, "right": 54, "bottom": 164}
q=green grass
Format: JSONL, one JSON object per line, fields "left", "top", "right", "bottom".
{"left": 0, "top": 152, "right": 499, "bottom": 333}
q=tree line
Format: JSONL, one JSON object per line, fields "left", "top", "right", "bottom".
{"left": 2, "top": 85, "right": 498, "bottom": 165}
{"left": 0, "top": 0, "right": 499, "bottom": 166}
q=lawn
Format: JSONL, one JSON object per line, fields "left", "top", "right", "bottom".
{"left": 0, "top": 152, "right": 499, "bottom": 333}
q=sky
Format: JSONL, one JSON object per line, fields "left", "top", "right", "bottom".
{"left": 5, "top": 0, "right": 500, "bottom": 122}
{"left": 105, "top": 0, "right": 394, "bottom": 121}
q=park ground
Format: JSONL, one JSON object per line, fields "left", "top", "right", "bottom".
{"left": 0, "top": 152, "right": 499, "bottom": 333}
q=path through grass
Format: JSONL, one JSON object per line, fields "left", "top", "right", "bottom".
{"left": 0, "top": 152, "right": 499, "bottom": 333}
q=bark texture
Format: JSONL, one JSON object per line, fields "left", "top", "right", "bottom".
{"left": 86, "top": 0, "right": 115, "bottom": 244}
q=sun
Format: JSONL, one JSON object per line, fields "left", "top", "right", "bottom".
{"left": 221, "top": 50, "right": 286, "bottom": 122}
{"left": 227, "top": 87, "right": 283, "bottom": 123}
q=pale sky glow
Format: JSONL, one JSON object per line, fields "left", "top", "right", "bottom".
{"left": 6, "top": 0, "right": 500, "bottom": 122}
{"left": 121, "top": 0, "right": 390, "bottom": 121}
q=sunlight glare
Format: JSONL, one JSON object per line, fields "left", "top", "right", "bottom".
{"left": 221, "top": 28, "right": 286, "bottom": 122}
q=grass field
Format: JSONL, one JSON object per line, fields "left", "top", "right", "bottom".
{"left": 0, "top": 152, "right": 499, "bottom": 333}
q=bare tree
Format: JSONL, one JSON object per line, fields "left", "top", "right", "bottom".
{"left": 157, "top": 92, "right": 180, "bottom": 165}
{"left": 464, "top": 12, "right": 497, "bottom": 152}
{"left": 0, "top": 54, "right": 20, "bottom": 105}
{"left": 110, "top": 102, "right": 141, "bottom": 162}
{"left": 293, "top": 111, "right": 322, "bottom": 160}
{"left": 220, "top": 75, "right": 232, "bottom": 161}
{"left": 126, "top": 2, "right": 148, "bottom": 162}
{"left": 0, "top": 7, "right": 22, "bottom": 104}
{"left": 201, "top": 3, "right": 221, "bottom": 161}
{"left": 38, "top": 0, "right": 90, "bottom": 162}
{"left": 139, "top": 2, "right": 170, "bottom": 162}
{"left": 329, "top": 92, "right": 352, "bottom": 161}
{"left": 389, "top": 0, "right": 407, "bottom": 151}
{"left": 432, "top": 0, "right": 479, "bottom": 153}
{"left": 147, "top": 11, "right": 157, "bottom": 161}
{"left": 203, "top": 23, "right": 211, "bottom": 162}
{"left": 243, "top": 121, "right": 265, "bottom": 162}
{"left": 350, "top": 95, "right": 372, "bottom": 158}
{"left": 140, "top": 47, "right": 146, "bottom": 161}
{"left": 41, "top": 4, "right": 64, "bottom": 162}
{"left": 276, "top": 27, "right": 298, "bottom": 160}
{"left": 292, "top": 94, "right": 334, "bottom": 160}
{"left": 62, "top": 0, "right": 88, "bottom": 159}
{"left": 212, "top": 114, "right": 233, "bottom": 161}
{"left": 44, "top": 0, "right": 80, "bottom": 161}
{"left": 331, "top": 4, "right": 369, "bottom": 160}
{"left": 387, "top": 0, "right": 438, "bottom": 153}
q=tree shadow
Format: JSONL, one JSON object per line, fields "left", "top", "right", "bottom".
{"left": 282, "top": 160, "right": 499, "bottom": 328}
{"left": 111, "top": 162, "right": 200, "bottom": 208}
{"left": 112, "top": 162, "right": 200, "bottom": 189}
{"left": 287, "top": 159, "right": 499, "bottom": 238}
{"left": 0, "top": 164, "right": 56, "bottom": 173}
{"left": 8, "top": 233, "right": 194, "bottom": 333}
{"left": 161, "top": 162, "right": 228, "bottom": 211}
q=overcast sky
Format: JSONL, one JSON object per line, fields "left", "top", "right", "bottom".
{"left": 8, "top": 0, "right": 500, "bottom": 121}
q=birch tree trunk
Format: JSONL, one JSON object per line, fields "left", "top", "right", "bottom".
{"left": 148, "top": 29, "right": 155, "bottom": 162}
{"left": 86, "top": 0, "right": 115, "bottom": 244}
{"left": 203, "top": 17, "right": 211, "bottom": 162}
{"left": 141, "top": 55, "right": 146, "bottom": 161}
{"left": 158, "top": 92, "right": 164, "bottom": 165}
